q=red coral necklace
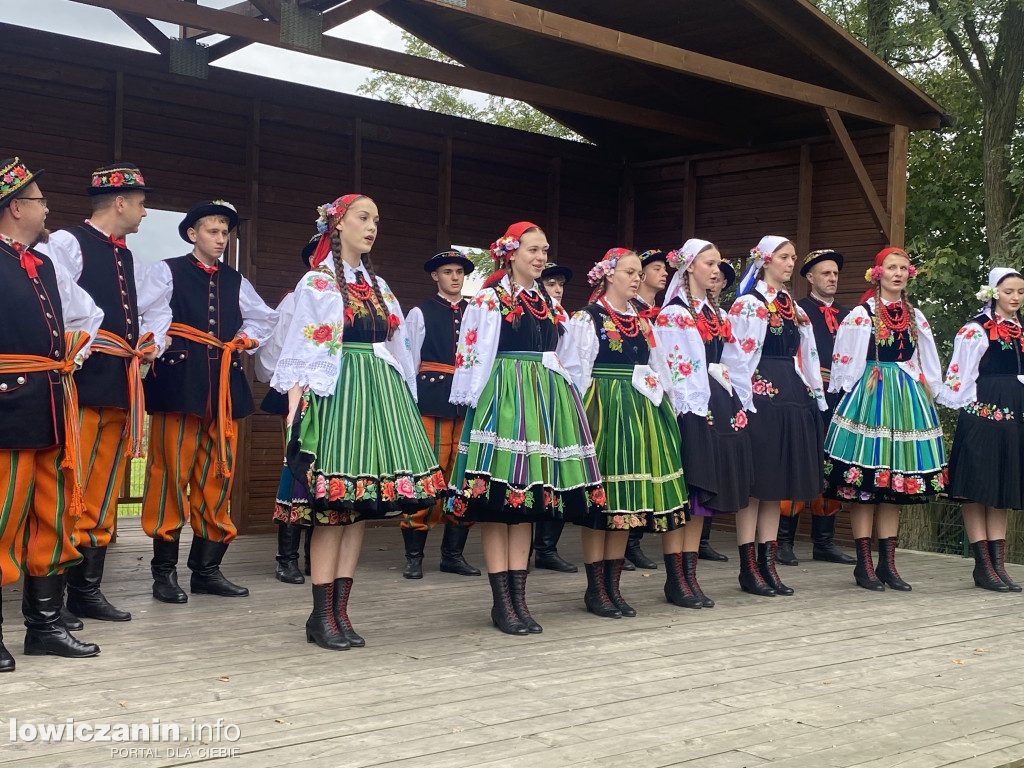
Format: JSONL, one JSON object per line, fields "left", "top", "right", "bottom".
{"left": 600, "top": 297, "right": 640, "bottom": 337}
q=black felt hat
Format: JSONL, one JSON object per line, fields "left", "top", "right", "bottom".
{"left": 423, "top": 250, "right": 475, "bottom": 274}
{"left": 0, "top": 157, "right": 44, "bottom": 208}
{"left": 88, "top": 163, "right": 152, "bottom": 196}
{"left": 301, "top": 233, "right": 321, "bottom": 269}
{"left": 541, "top": 262, "right": 573, "bottom": 282}
{"left": 718, "top": 259, "right": 736, "bottom": 291}
{"left": 640, "top": 249, "right": 669, "bottom": 268}
{"left": 178, "top": 200, "right": 239, "bottom": 243}
{"left": 799, "top": 249, "right": 844, "bottom": 277}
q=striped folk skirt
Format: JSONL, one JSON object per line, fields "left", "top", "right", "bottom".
{"left": 572, "top": 364, "right": 687, "bottom": 531}
{"left": 451, "top": 352, "right": 605, "bottom": 524}
{"left": 282, "top": 343, "right": 447, "bottom": 526}
{"left": 824, "top": 361, "right": 947, "bottom": 505}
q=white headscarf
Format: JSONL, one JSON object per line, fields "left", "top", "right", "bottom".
{"left": 737, "top": 235, "right": 791, "bottom": 297}
{"left": 664, "top": 238, "right": 714, "bottom": 305}
{"left": 976, "top": 266, "right": 1024, "bottom": 309}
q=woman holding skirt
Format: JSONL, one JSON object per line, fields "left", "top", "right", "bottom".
{"left": 939, "top": 267, "right": 1024, "bottom": 592}
{"left": 825, "top": 247, "right": 946, "bottom": 592}
{"left": 723, "top": 235, "right": 827, "bottom": 597}
{"left": 450, "top": 221, "right": 604, "bottom": 635}
{"left": 653, "top": 239, "right": 754, "bottom": 608}
{"left": 272, "top": 195, "right": 447, "bottom": 649}
{"left": 567, "top": 248, "right": 688, "bottom": 618}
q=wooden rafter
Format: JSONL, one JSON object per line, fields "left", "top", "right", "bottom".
{"left": 321, "top": 0, "right": 388, "bottom": 31}
{"left": 410, "top": 0, "right": 927, "bottom": 129}
{"left": 71, "top": 0, "right": 737, "bottom": 145}
{"left": 823, "top": 107, "right": 891, "bottom": 240}
{"left": 114, "top": 12, "right": 170, "bottom": 55}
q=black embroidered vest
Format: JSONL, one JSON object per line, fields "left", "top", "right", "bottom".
{"left": 415, "top": 295, "right": 467, "bottom": 419}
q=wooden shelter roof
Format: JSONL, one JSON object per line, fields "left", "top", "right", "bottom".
{"left": 67, "top": 0, "right": 949, "bottom": 160}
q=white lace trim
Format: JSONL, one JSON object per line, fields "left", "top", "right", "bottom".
{"left": 467, "top": 429, "right": 597, "bottom": 459}
{"left": 831, "top": 413, "right": 943, "bottom": 441}
{"left": 272, "top": 358, "right": 339, "bottom": 398}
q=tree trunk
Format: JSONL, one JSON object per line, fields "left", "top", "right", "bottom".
{"left": 865, "top": 0, "right": 894, "bottom": 63}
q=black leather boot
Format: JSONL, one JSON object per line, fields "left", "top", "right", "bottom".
{"left": 876, "top": 537, "right": 911, "bottom": 591}
{"left": 776, "top": 514, "right": 799, "bottom": 566}
{"left": 604, "top": 559, "right": 636, "bottom": 617}
{"left": 333, "top": 577, "right": 365, "bottom": 647}
{"left": 853, "top": 537, "right": 885, "bottom": 591}
{"left": 0, "top": 588, "right": 14, "bottom": 672}
{"left": 188, "top": 537, "right": 249, "bottom": 597}
{"left": 971, "top": 540, "right": 1009, "bottom": 591}
{"left": 305, "top": 583, "right": 350, "bottom": 650}
{"left": 625, "top": 528, "right": 658, "bottom": 569}
{"left": 758, "top": 541, "right": 794, "bottom": 595}
{"left": 738, "top": 543, "right": 775, "bottom": 597}
{"left": 989, "top": 539, "right": 1022, "bottom": 592}
{"left": 151, "top": 538, "right": 187, "bottom": 603}
{"left": 508, "top": 570, "right": 542, "bottom": 632}
{"left": 584, "top": 561, "right": 621, "bottom": 618}
{"left": 22, "top": 575, "right": 100, "bottom": 658}
{"left": 275, "top": 525, "right": 305, "bottom": 584}
{"left": 440, "top": 524, "right": 481, "bottom": 576}
{"left": 488, "top": 572, "right": 528, "bottom": 635}
{"left": 663, "top": 552, "right": 702, "bottom": 608}
{"left": 532, "top": 519, "right": 577, "bottom": 572}
{"left": 811, "top": 514, "right": 856, "bottom": 564}
{"left": 698, "top": 516, "right": 728, "bottom": 561}
{"left": 66, "top": 546, "right": 131, "bottom": 621}
{"left": 303, "top": 527, "right": 312, "bottom": 576}
{"left": 58, "top": 573, "right": 83, "bottom": 630}
{"left": 683, "top": 551, "right": 714, "bottom": 607}
{"left": 401, "top": 527, "right": 428, "bottom": 579}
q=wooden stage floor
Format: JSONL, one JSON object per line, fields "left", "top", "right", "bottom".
{"left": 2, "top": 525, "right": 1024, "bottom": 768}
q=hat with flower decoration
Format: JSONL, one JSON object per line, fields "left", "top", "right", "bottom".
{"left": 88, "top": 163, "right": 152, "bottom": 196}
{"left": 423, "top": 249, "right": 475, "bottom": 275}
{"left": 0, "top": 157, "right": 44, "bottom": 209}
{"left": 799, "top": 249, "right": 844, "bottom": 277}
{"left": 541, "top": 261, "right": 572, "bottom": 283}
{"left": 640, "top": 249, "right": 669, "bottom": 269}
{"left": 178, "top": 200, "right": 239, "bottom": 243}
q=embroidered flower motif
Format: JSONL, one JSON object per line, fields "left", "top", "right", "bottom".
{"left": 876, "top": 469, "right": 891, "bottom": 488}
{"left": 507, "top": 488, "right": 527, "bottom": 508}
{"left": 381, "top": 480, "right": 396, "bottom": 501}
{"left": 395, "top": 477, "right": 416, "bottom": 498}
{"left": 965, "top": 401, "right": 1015, "bottom": 421}
{"left": 892, "top": 474, "right": 905, "bottom": 493}
{"left": 740, "top": 338, "right": 757, "bottom": 354}
{"left": 303, "top": 321, "right": 344, "bottom": 356}
{"left": 611, "top": 514, "right": 626, "bottom": 529}
{"left": 752, "top": 372, "right": 779, "bottom": 399}
{"left": 844, "top": 467, "right": 862, "bottom": 486}
{"left": 838, "top": 486, "right": 856, "bottom": 499}
{"left": 589, "top": 487, "right": 607, "bottom": 507}
{"left": 644, "top": 374, "right": 658, "bottom": 389}
{"left": 904, "top": 477, "right": 923, "bottom": 494}
{"left": 470, "top": 477, "right": 487, "bottom": 498}
{"left": 823, "top": 460, "right": 834, "bottom": 477}
{"left": 731, "top": 410, "right": 748, "bottom": 431}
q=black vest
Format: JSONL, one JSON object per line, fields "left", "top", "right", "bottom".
{"left": 582, "top": 303, "right": 651, "bottom": 365}
{"left": 798, "top": 295, "right": 849, "bottom": 378}
{"left": 415, "top": 295, "right": 467, "bottom": 419}
{"left": 143, "top": 255, "right": 254, "bottom": 420}
{"left": 69, "top": 224, "right": 140, "bottom": 408}
{"left": 0, "top": 242, "right": 67, "bottom": 449}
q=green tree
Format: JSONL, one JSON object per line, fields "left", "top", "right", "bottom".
{"left": 358, "top": 32, "right": 578, "bottom": 140}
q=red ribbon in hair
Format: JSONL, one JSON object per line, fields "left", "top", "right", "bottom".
{"left": 310, "top": 193, "right": 364, "bottom": 269}
{"left": 488, "top": 221, "right": 539, "bottom": 269}
{"left": 859, "top": 247, "right": 910, "bottom": 304}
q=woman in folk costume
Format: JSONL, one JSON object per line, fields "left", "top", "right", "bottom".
{"left": 652, "top": 239, "right": 754, "bottom": 609}
{"left": 939, "top": 267, "right": 1024, "bottom": 593}
{"left": 565, "top": 249, "right": 688, "bottom": 619}
{"left": 825, "top": 247, "right": 945, "bottom": 592}
{"left": 723, "top": 235, "right": 827, "bottom": 597}
{"left": 450, "top": 221, "right": 604, "bottom": 635}
{"left": 271, "top": 195, "right": 447, "bottom": 650}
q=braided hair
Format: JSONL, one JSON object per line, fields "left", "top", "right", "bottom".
{"left": 329, "top": 226, "right": 398, "bottom": 342}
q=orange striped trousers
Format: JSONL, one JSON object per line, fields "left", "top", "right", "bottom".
{"left": 0, "top": 445, "right": 81, "bottom": 584}
{"left": 77, "top": 406, "right": 131, "bottom": 548}
{"left": 400, "top": 415, "right": 470, "bottom": 531}
{"left": 141, "top": 413, "right": 238, "bottom": 544}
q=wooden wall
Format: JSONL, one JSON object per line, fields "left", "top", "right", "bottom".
{"left": 0, "top": 25, "right": 905, "bottom": 534}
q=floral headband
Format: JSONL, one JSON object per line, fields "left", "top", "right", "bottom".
{"left": 315, "top": 193, "right": 363, "bottom": 235}
{"left": 976, "top": 267, "right": 1023, "bottom": 302}
{"left": 863, "top": 248, "right": 918, "bottom": 283}
{"left": 490, "top": 235, "right": 520, "bottom": 265}
{"left": 737, "top": 235, "right": 790, "bottom": 296}
{"left": 587, "top": 247, "right": 633, "bottom": 287}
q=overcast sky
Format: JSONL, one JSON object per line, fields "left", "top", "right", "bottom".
{"left": 4, "top": 1, "right": 412, "bottom": 265}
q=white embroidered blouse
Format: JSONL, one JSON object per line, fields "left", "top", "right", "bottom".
{"left": 937, "top": 311, "right": 1021, "bottom": 409}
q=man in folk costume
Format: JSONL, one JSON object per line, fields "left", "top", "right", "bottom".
{"left": 399, "top": 251, "right": 481, "bottom": 579}
{"left": 39, "top": 163, "right": 171, "bottom": 624}
{"left": 777, "top": 250, "right": 856, "bottom": 566}
{"left": 0, "top": 158, "right": 104, "bottom": 668}
{"left": 141, "top": 200, "right": 276, "bottom": 603}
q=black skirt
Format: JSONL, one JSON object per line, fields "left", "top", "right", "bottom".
{"left": 746, "top": 356, "right": 824, "bottom": 502}
{"left": 678, "top": 377, "right": 753, "bottom": 514}
{"left": 947, "top": 374, "right": 1024, "bottom": 509}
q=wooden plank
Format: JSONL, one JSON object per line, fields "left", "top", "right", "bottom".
{"left": 112, "top": 71, "right": 124, "bottom": 161}
{"left": 682, "top": 159, "right": 696, "bottom": 241}
{"left": 437, "top": 134, "right": 452, "bottom": 251}
{"left": 887, "top": 124, "right": 909, "bottom": 248}
{"left": 546, "top": 156, "right": 561, "bottom": 252}
{"left": 794, "top": 141, "right": 813, "bottom": 300}
{"left": 352, "top": 116, "right": 362, "bottom": 191}
{"left": 114, "top": 11, "right": 171, "bottom": 55}
{"left": 321, "top": 0, "right": 387, "bottom": 31}
{"left": 410, "top": 0, "right": 924, "bottom": 129}
{"left": 823, "top": 107, "right": 891, "bottom": 241}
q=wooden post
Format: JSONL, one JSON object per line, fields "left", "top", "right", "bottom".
{"left": 887, "top": 124, "right": 909, "bottom": 248}
{"left": 794, "top": 143, "right": 813, "bottom": 299}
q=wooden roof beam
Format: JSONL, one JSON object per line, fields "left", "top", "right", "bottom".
{"left": 114, "top": 12, "right": 171, "bottom": 55}
{"left": 823, "top": 107, "right": 891, "bottom": 240}
{"left": 67, "top": 0, "right": 740, "bottom": 145}
{"left": 410, "top": 0, "right": 932, "bottom": 130}
{"left": 321, "top": 0, "right": 388, "bottom": 31}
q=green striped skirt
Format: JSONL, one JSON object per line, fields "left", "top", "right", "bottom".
{"left": 288, "top": 343, "right": 447, "bottom": 525}
{"left": 451, "top": 352, "right": 605, "bottom": 524}
{"left": 573, "top": 364, "right": 687, "bottom": 531}
{"left": 824, "top": 361, "right": 947, "bottom": 505}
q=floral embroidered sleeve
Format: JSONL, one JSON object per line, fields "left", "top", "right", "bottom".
{"left": 720, "top": 294, "right": 768, "bottom": 411}
{"left": 376, "top": 276, "right": 417, "bottom": 398}
{"left": 914, "top": 308, "right": 944, "bottom": 399}
{"left": 651, "top": 305, "right": 711, "bottom": 416}
{"left": 551, "top": 299, "right": 585, "bottom": 390}
{"left": 828, "top": 305, "right": 872, "bottom": 393}
{"left": 271, "top": 270, "right": 345, "bottom": 397}
{"left": 450, "top": 287, "right": 502, "bottom": 407}
{"left": 567, "top": 311, "right": 599, "bottom": 393}
{"left": 937, "top": 320, "right": 987, "bottom": 408}
{"left": 796, "top": 306, "right": 827, "bottom": 411}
